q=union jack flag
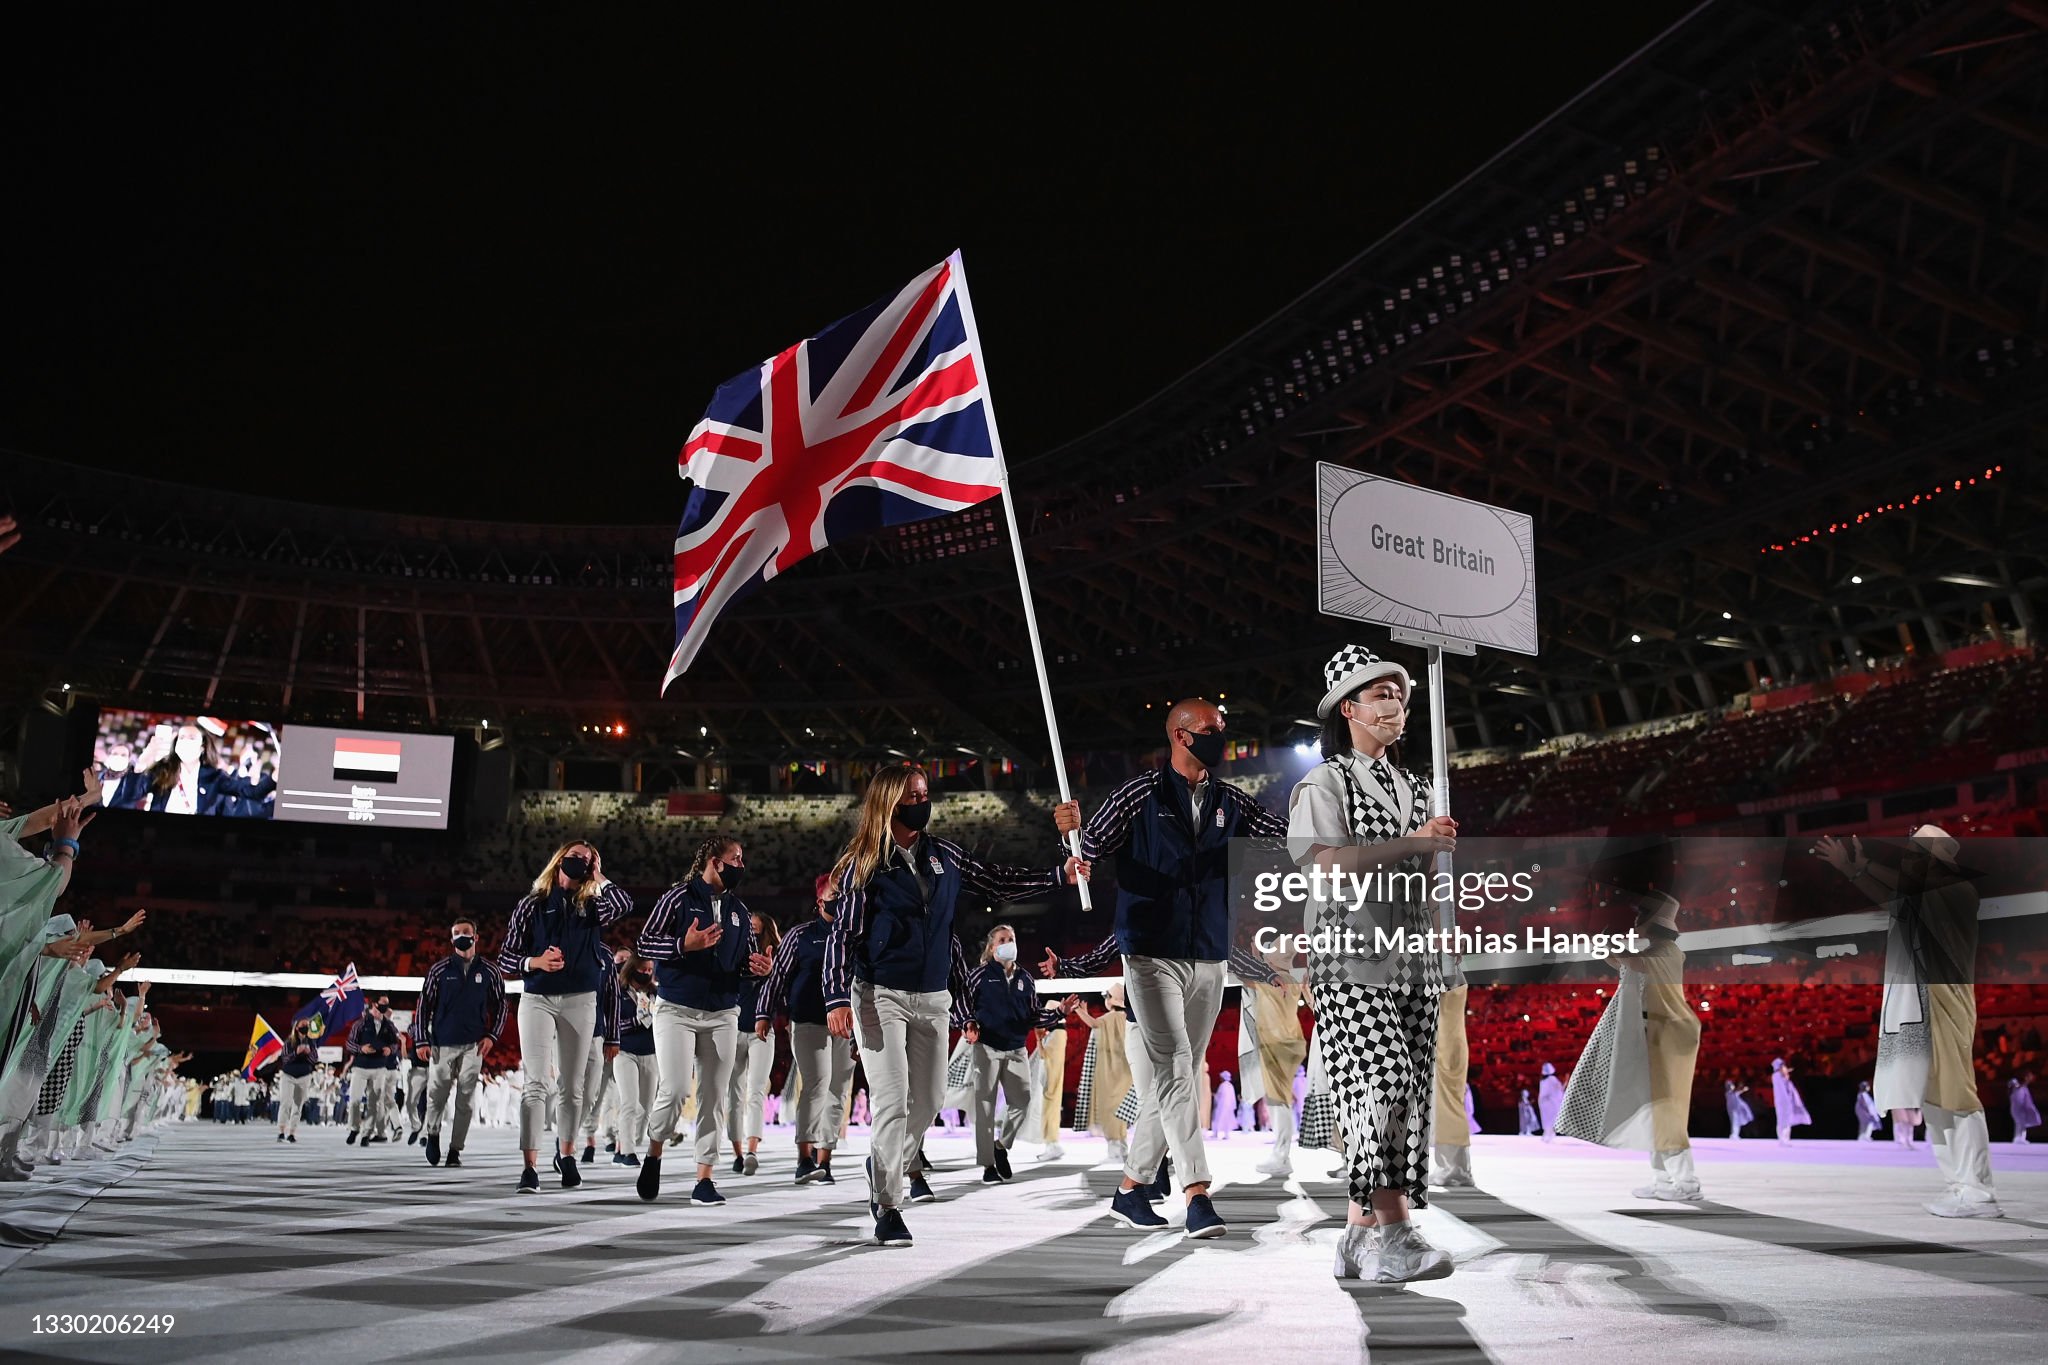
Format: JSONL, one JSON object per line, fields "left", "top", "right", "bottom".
{"left": 322, "top": 964, "right": 360, "bottom": 1004}
{"left": 663, "top": 251, "right": 1006, "bottom": 691}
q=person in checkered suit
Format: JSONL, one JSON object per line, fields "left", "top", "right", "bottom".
{"left": 1286, "top": 645, "right": 1459, "bottom": 1285}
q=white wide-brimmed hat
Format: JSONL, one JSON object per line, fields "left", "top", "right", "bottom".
{"left": 1910, "top": 824, "right": 1960, "bottom": 864}
{"left": 1634, "top": 890, "right": 1680, "bottom": 932}
{"left": 1318, "top": 644, "right": 1413, "bottom": 719}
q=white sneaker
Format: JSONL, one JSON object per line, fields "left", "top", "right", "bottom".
{"left": 1256, "top": 1154, "right": 1294, "bottom": 1177}
{"left": 1373, "top": 1221, "right": 1453, "bottom": 1283}
{"left": 1037, "top": 1144, "right": 1065, "bottom": 1161}
{"left": 1926, "top": 1192, "right": 2005, "bottom": 1219}
{"left": 1633, "top": 1181, "right": 1703, "bottom": 1201}
{"left": 1332, "top": 1225, "right": 1379, "bottom": 1280}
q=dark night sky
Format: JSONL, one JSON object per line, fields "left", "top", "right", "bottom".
{"left": 3, "top": 6, "right": 1700, "bottom": 525}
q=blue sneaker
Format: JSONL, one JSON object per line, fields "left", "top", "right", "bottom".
{"left": 612, "top": 1152, "right": 640, "bottom": 1168}
{"left": 1109, "top": 1187, "right": 1168, "bottom": 1230}
{"left": 875, "top": 1207, "right": 913, "bottom": 1247}
{"left": 691, "top": 1178, "right": 726, "bottom": 1206}
{"left": 1183, "top": 1193, "right": 1227, "bottom": 1240}
{"left": 1145, "top": 1157, "right": 1173, "bottom": 1203}
{"left": 908, "top": 1173, "right": 937, "bottom": 1204}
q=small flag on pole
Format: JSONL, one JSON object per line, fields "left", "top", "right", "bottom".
{"left": 241, "top": 1014, "right": 284, "bottom": 1079}
{"left": 663, "top": 253, "right": 1004, "bottom": 690}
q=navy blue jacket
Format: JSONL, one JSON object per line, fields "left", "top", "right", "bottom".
{"left": 280, "top": 1036, "right": 318, "bottom": 1078}
{"left": 496, "top": 881, "right": 633, "bottom": 996}
{"left": 1078, "top": 767, "right": 1286, "bottom": 962}
{"left": 956, "top": 961, "right": 1064, "bottom": 1052}
{"left": 759, "top": 918, "right": 832, "bottom": 1026}
{"left": 412, "top": 954, "right": 506, "bottom": 1048}
{"left": 111, "top": 765, "right": 276, "bottom": 817}
{"left": 736, "top": 976, "right": 764, "bottom": 1032}
{"left": 616, "top": 974, "right": 657, "bottom": 1056}
{"left": 636, "top": 879, "right": 757, "bottom": 1012}
{"left": 347, "top": 1014, "right": 401, "bottom": 1070}
{"left": 823, "top": 836, "right": 1066, "bottom": 1009}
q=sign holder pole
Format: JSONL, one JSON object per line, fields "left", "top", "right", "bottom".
{"left": 1391, "top": 626, "right": 1475, "bottom": 974}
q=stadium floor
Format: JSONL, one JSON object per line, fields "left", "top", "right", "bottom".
{"left": 2, "top": 1125, "right": 2046, "bottom": 1363}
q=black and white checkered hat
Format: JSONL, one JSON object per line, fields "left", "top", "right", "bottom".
{"left": 1318, "top": 644, "right": 1413, "bottom": 718}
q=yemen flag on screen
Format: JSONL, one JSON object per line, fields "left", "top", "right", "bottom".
{"left": 242, "top": 1014, "right": 284, "bottom": 1079}
{"left": 333, "top": 736, "right": 401, "bottom": 782}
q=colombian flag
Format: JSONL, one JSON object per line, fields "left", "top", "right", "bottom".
{"left": 241, "top": 1014, "right": 285, "bottom": 1080}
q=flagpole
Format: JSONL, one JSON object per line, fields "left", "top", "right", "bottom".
{"left": 946, "top": 249, "right": 1094, "bottom": 911}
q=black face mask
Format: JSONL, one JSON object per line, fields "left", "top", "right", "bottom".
{"left": 895, "top": 800, "right": 932, "bottom": 833}
{"left": 560, "top": 855, "right": 593, "bottom": 884}
{"left": 1183, "top": 729, "right": 1228, "bottom": 769}
{"left": 452, "top": 934, "right": 476, "bottom": 952}
{"left": 716, "top": 863, "right": 746, "bottom": 892}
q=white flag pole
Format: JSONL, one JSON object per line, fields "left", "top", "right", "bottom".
{"left": 946, "top": 249, "right": 1094, "bottom": 910}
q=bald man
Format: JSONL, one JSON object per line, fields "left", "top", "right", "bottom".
{"left": 1054, "top": 698, "right": 1287, "bottom": 1241}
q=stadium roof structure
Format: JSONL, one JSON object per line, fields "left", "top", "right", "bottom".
{"left": 4, "top": 0, "right": 2046, "bottom": 771}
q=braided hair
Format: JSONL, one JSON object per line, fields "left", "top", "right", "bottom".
{"left": 685, "top": 834, "right": 740, "bottom": 886}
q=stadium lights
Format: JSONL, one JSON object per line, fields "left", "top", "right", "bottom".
{"left": 1630, "top": 633, "right": 1642, "bottom": 643}
{"left": 1294, "top": 742, "right": 1314, "bottom": 757}
{"left": 1850, "top": 575, "right": 1863, "bottom": 585}
{"left": 1721, "top": 611, "right": 1733, "bottom": 620}
{"left": 700, "top": 725, "right": 708, "bottom": 737}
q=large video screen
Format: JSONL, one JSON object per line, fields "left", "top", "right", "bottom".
{"left": 92, "top": 711, "right": 454, "bottom": 829}
{"left": 276, "top": 724, "right": 454, "bottom": 828}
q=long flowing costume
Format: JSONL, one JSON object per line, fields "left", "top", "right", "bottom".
{"left": 1558, "top": 930, "right": 1702, "bottom": 1191}
{"left": 1855, "top": 1085, "right": 1883, "bottom": 1140}
{"left": 1771, "top": 1059, "right": 1811, "bottom": 1140}
{"left": 1073, "top": 1008, "right": 1134, "bottom": 1144}
{"left": 1537, "top": 1065, "right": 1565, "bottom": 1139}
{"left": 2009, "top": 1080, "right": 2040, "bottom": 1142}
{"left": 1238, "top": 979, "right": 1308, "bottom": 1165}
{"left": 1725, "top": 1082, "right": 1753, "bottom": 1137}
{"left": 1517, "top": 1089, "right": 1538, "bottom": 1136}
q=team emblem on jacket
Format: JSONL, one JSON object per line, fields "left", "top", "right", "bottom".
{"left": 729, "top": 910, "right": 741, "bottom": 927}
{"left": 1215, "top": 808, "right": 1226, "bottom": 829}
{"left": 472, "top": 973, "right": 482, "bottom": 985}
{"left": 929, "top": 855, "right": 944, "bottom": 876}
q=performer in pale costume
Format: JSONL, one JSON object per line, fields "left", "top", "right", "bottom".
{"left": 1517, "top": 1088, "right": 1538, "bottom": 1136}
{"left": 1070, "top": 985, "right": 1135, "bottom": 1166}
{"left": 1210, "top": 1071, "right": 1239, "bottom": 1140}
{"left": 1239, "top": 970, "right": 1310, "bottom": 1178}
{"left": 1769, "top": 1059, "right": 1810, "bottom": 1144}
{"left": 1818, "top": 826, "right": 1995, "bottom": 1214}
{"left": 2011, "top": 1074, "right": 2040, "bottom": 1144}
{"left": 1288, "top": 645, "right": 1458, "bottom": 1284}
{"left": 1557, "top": 890, "right": 1703, "bottom": 1200}
{"left": 1855, "top": 1081, "right": 1883, "bottom": 1141}
{"left": 1725, "top": 1081, "right": 1753, "bottom": 1137}
{"left": 1537, "top": 1063, "right": 1565, "bottom": 1140}
{"left": 1430, "top": 966, "right": 1474, "bottom": 1187}
{"left": 1034, "top": 1017, "right": 1068, "bottom": 1161}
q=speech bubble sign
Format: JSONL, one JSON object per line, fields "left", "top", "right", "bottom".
{"left": 1317, "top": 464, "right": 1537, "bottom": 654}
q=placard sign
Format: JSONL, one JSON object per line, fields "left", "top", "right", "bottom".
{"left": 1316, "top": 463, "right": 1537, "bottom": 655}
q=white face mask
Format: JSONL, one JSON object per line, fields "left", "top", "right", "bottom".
{"left": 176, "top": 735, "right": 204, "bottom": 763}
{"left": 1353, "top": 696, "right": 1406, "bottom": 744}
{"left": 994, "top": 941, "right": 1018, "bottom": 963}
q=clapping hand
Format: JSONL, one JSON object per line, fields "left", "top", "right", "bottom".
{"left": 1038, "top": 949, "right": 1060, "bottom": 979}
{"left": 684, "top": 919, "right": 723, "bottom": 952}
{"left": 1813, "top": 835, "right": 1866, "bottom": 877}
{"left": 747, "top": 950, "right": 772, "bottom": 975}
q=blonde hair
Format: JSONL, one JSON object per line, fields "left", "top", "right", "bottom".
{"left": 529, "top": 839, "right": 602, "bottom": 904}
{"left": 980, "top": 922, "right": 1016, "bottom": 966}
{"left": 826, "top": 763, "right": 925, "bottom": 894}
